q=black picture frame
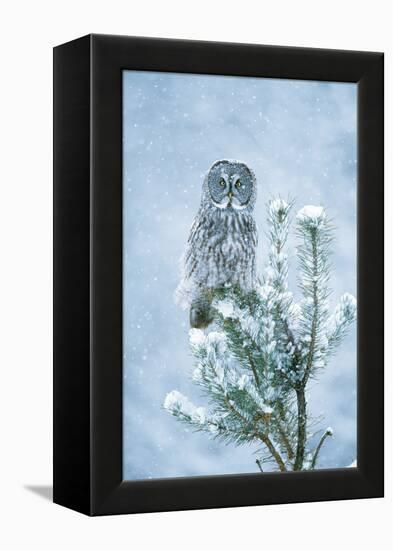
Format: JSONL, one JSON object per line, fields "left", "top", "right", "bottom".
{"left": 53, "top": 34, "right": 384, "bottom": 516}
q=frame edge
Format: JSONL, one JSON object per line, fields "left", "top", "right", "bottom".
{"left": 53, "top": 34, "right": 92, "bottom": 516}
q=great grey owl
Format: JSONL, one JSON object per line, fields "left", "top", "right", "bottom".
{"left": 175, "top": 159, "right": 258, "bottom": 328}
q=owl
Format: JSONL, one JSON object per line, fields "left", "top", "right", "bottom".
{"left": 175, "top": 159, "right": 258, "bottom": 328}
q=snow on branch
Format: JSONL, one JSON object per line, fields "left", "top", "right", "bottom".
{"left": 327, "top": 293, "right": 357, "bottom": 353}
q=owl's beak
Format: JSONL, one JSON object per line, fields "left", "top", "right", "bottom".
{"left": 228, "top": 191, "right": 233, "bottom": 200}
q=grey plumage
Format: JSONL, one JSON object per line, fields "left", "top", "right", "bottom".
{"left": 176, "top": 159, "right": 258, "bottom": 328}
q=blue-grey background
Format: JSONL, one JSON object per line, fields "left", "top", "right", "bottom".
{"left": 123, "top": 71, "right": 357, "bottom": 480}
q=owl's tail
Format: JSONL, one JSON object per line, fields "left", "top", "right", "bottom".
{"left": 190, "top": 292, "right": 213, "bottom": 329}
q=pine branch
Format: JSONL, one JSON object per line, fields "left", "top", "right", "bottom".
{"left": 326, "top": 294, "right": 357, "bottom": 355}
{"left": 246, "top": 348, "right": 260, "bottom": 387}
{"left": 275, "top": 406, "right": 295, "bottom": 461}
{"left": 310, "top": 428, "right": 333, "bottom": 470}
{"left": 256, "top": 458, "right": 264, "bottom": 472}
{"left": 259, "top": 434, "right": 287, "bottom": 472}
{"left": 223, "top": 393, "right": 286, "bottom": 472}
{"left": 165, "top": 198, "right": 356, "bottom": 474}
{"left": 294, "top": 388, "right": 307, "bottom": 470}
{"left": 302, "top": 229, "right": 319, "bottom": 387}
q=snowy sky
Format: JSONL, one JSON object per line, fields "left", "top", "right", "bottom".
{"left": 122, "top": 70, "right": 357, "bottom": 480}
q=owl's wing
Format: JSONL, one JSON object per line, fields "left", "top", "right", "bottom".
{"left": 249, "top": 217, "right": 258, "bottom": 247}
{"left": 174, "top": 215, "right": 205, "bottom": 308}
{"left": 183, "top": 215, "right": 205, "bottom": 281}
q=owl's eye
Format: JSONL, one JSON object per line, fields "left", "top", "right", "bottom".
{"left": 219, "top": 179, "right": 226, "bottom": 187}
{"left": 235, "top": 180, "right": 241, "bottom": 188}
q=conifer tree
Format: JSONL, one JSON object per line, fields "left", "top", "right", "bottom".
{"left": 164, "top": 199, "right": 356, "bottom": 472}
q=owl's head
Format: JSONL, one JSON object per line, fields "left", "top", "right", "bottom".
{"left": 203, "top": 159, "right": 257, "bottom": 212}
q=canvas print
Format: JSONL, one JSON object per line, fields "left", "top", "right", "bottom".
{"left": 123, "top": 70, "right": 357, "bottom": 479}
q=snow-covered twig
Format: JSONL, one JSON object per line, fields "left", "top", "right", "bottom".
{"left": 310, "top": 427, "right": 333, "bottom": 470}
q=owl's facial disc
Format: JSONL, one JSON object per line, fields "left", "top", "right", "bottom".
{"left": 207, "top": 161, "right": 254, "bottom": 210}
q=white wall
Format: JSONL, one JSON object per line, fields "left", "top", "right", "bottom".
{"left": 0, "top": 1, "right": 390, "bottom": 549}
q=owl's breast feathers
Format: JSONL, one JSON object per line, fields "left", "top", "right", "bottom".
{"left": 184, "top": 207, "right": 258, "bottom": 293}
